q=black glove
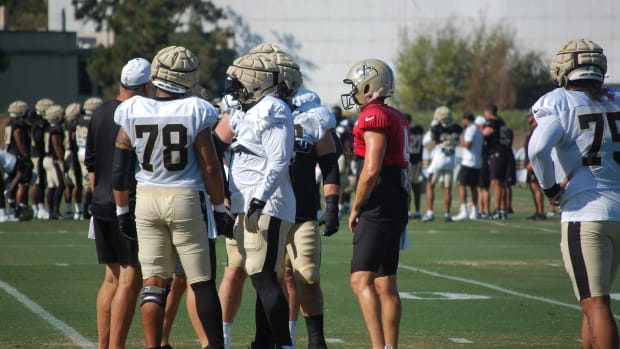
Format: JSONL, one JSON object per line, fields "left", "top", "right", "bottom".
{"left": 117, "top": 212, "right": 137, "bottom": 241}
{"left": 214, "top": 207, "right": 235, "bottom": 239}
{"left": 245, "top": 198, "right": 266, "bottom": 233}
{"left": 318, "top": 194, "right": 339, "bottom": 236}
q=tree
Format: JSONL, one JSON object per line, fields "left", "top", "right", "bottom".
{"left": 395, "top": 20, "right": 552, "bottom": 113}
{"left": 72, "top": 0, "right": 236, "bottom": 98}
{"left": 1, "top": 0, "right": 47, "bottom": 31}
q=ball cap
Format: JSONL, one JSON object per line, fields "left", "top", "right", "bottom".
{"left": 474, "top": 116, "right": 486, "bottom": 126}
{"left": 121, "top": 58, "right": 151, "bottom": 87}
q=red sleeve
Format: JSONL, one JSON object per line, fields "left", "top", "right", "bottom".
{"left": 356, "top": 106, "right": 390, "bottom": 133}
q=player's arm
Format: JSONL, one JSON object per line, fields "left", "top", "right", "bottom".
{"left": 316, "top": 132, "right": 340, "bottom": 236}
{"left": 112, "top": 127, "right": 133, "bottom": 207}
{"left": 349, "top": 130, "right": 386, "bottom": 232}
{"left": 252, "top": 121, "right": 293, "bottom": 202}
{"left": 52, "top": 133, "right": 64, "bottom": 166}
{"left": 527, "top": 119, "right": 567, "bottom": 203}
{"left": 195, "top": 127, "right": 225, "bottom": 206}
{"left": 14, "top": 129, "right": 29, "bottom": 158}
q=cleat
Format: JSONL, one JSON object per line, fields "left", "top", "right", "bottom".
{"left": 37, "top": 208, "right": 50, "bottom": 220}
{"left": 420, "top": 212, "right": 434, "bottom": 222}
{"left": 444, "top": 215, "right": 453, "bottom": 222}
{"left": 452, "top": 211, "right": 469, "bottom": 221}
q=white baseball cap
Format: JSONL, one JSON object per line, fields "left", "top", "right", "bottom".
{"left": 121, "top": 58, "right": 151, "bottom": 87}
{"left": 474, "top": 115, "right": 486, "bottom": 126}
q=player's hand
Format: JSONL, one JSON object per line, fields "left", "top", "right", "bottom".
{"left": 245, "top": 198, "right": 266, "bottom": 233}
{"left": 318, "top": 194, "right": 339, "bottom": 236}
{"left": 220, "top": 94, "right": 241, "bottom": 112}
{"left": 348, "top": 208, "right": 360, "bottom": 234}
{"left": 214, "top": 207, "right": 235, "bottom": 239}
{"left": 544, "top": 176, "right": 570, "bottom": 207}
{"left": 117, "top": 212, "right": 137, "bottom": 241}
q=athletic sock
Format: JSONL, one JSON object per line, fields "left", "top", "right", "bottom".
{"left": 305, "top": 314, "right": 327, "bottom": 347}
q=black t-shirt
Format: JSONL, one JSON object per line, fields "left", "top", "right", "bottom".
{"left": 44, "top": 124, "right": 65, "bottom": 159}
{"left": 30, "top": 117, "right": 49, "bottom": 158}
{"left": 5, "top": 118, "right": 30, "bottom": 157}
{"left": 291, "top": 151, "right": 319, "bottom": 222}
{"left": 86, "top": 99, "right": 137, "bottom": 220}
{"left": 409, "top": 125, "right": 424, "bottom": 165}
{"left": 483, "top": 117, "right": 505, "bottom": 151}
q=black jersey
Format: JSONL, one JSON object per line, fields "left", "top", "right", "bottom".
{"left": 5, "top": 118, "right": 30, "bottom": 157}
{"left": 44, "top": 123, "right": 64, "bottom": 159}
{"left": 30, "top": 116, "right": 49, "bottom": 158}
{"left": 290, "top": 151, "right": 320, "bottom": 223}
{"left": 409, "top": 124, "right": 424, "bottom": 165}
{"left": 483, "top": 117, "right": 505, "bottom": 151}
{"left": 86, "top": 100, "right": 137, "bottom": 220}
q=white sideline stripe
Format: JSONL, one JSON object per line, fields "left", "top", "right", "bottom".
{"left": 0, "top": 280, "right": 96, "bottom": 348}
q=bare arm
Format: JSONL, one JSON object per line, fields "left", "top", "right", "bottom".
{"left": 195, "top": 127, "right": 225, "bottom": 205}
{"left": 349, "top": 130, "right": 386, "bottom": 232}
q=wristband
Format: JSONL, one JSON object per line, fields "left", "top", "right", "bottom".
{"left": 214, "top": 203, "right": 226, "bottom": 213}
{"left": 543, "top": 183, "right": 562, "bottom": 199}
{"left": 116, "top": 205, "right": 129, "bottom": 216}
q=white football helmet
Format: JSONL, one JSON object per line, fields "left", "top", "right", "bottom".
{"left": 341, "top": 59, "right": 394, "bottom": 110}
{"left": 35, "top": 98, "right": 55, "bottom": 116}
{"left": 550, "top": 39, "right": 607, "bottom": 87}
{"left": 8, "top": 100, "right": 28, "bottom": 118}
{"left": 64, "top": 102, "right": 82, "bottom": 123}
{"left": 151, "top": 46, "right": 200, "bottom": 94}
{"left": 83, "top": 97, "right": 103, "bottom": 115}
{"left": 44, "top": 105, "right": 64, "bottom": 125}
{"left": 225, "top": 54, "right": 280, "bottom": 107}
{"left": 249, "top": 43, "right": 303, "bottom": 99}
{"left": 433, "top": 106, "right": 453, "bottom": 127}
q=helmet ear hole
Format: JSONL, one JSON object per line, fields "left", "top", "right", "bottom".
{"left": 363, "top": 84, "right": 370, "bottom": 95}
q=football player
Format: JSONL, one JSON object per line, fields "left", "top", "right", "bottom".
{"left": 216, "top": 51, "right": 297, "bottom": 349}
{"left": 76, "top": 97, "right": 102, "bottom": 220}
{"left": 420, "top": 106, "right": 463, "bottom": 222}
{"left": 30, "top": 98, "right": 53, "bottom": 219}
{"left": 453, "top": 112, "right": 484, "bottom": 221}
{"left": 482, "top": 103, "right": 509, "bottom": 220}
{"left": 42, "top": 104, "right": 66, "bottom": 220}
{"left": 63, "top": 102, "right": 81, "bottom": 220}
{"left": 528, "top": 38, "right": 620, "bottom": 349}
{"left": 112, "top": 46, "right": 230, "bottom": 349}
{"left": 4, "top": 100, "right": 33, "bottom": 221}
{"left": 342, "top": 58, "right": 409, "bottom": 349}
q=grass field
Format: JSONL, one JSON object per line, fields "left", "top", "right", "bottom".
{"left": 1, "top": 186, "right": 618, "bottom": 349}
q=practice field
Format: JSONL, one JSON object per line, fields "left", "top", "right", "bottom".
{"left": 1, "top": 187, "right": 618, "bottom": 348}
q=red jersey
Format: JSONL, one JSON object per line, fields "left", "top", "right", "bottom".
{"left": 353, "top": 101, "right": 409, "bottom": 168}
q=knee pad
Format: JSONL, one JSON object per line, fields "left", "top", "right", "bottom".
{"left": 140, "top": 285, "right": 169, "bottom": 308}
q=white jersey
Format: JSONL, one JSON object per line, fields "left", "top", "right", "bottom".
{"left": 292, "top": 88, "right": 336, "bottom": 146}
{"left": 228, "top": 95, "right": 296, "bottom": 223}
{"left": 114, "top": 95, "right": 219, "bottom": 191}
{"left": 460, "top": 123, "right": 483, "bottom": 169}
{"left": 0, "top": 149, "right": 16, "bottom": 174}
{"left": 529, "top": 87, "right": 620, "bottom": 222}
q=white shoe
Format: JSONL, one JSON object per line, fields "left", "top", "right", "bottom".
{"left": 224, "top": 337, "right": 231, "bottom": 349}
{"left": 0, "top": 215, "right": 8, "bottom": 223}
{"left": 421, "top": 212, "right": 434, "bottom": 222}
{"left": 74, "top": 212, "right": 83, "bottom": 220}
{"left": 6, "top": 214, "right": 19, "bottom": 222}
{"left": 37, "top": 208, "right": 50, "bottom": 220}
{"left": 453, "top": 211, "right": 469, "bottom": 221}
{"left": 469, "top": 212, "right": 480, "bottom": 220}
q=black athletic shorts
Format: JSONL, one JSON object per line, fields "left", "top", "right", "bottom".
{"left": 94, "top": 216, "right": 140, "bottom": 266}
{"left": 457, "top": 165, "right": 480, "bottom": 187}
{"left": 351, "top": 218, "right": 406, "bottom": 276}
{"left": 478, "top": 156, "right": 490, "bottom": 189}
{"left": 488, "top": 147, "right": 508, "bottom": 181}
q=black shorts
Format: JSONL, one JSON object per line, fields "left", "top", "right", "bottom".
{"left": 8, "top": 158, "right": 33, "bottom": 185}
{"left": 505, "top": 149, "right": 516, "bottom": 185}
{"left": 351, "top": 218, "right": 406, "bottom": 276}
{"left": 94, "top": 216, "right": 140, "bottom": 266}
{"left": 488, "top": 148, "right": 508, "bottom": 180}
{"left": 457, "top": 165, "right": 480, "bottom": 187}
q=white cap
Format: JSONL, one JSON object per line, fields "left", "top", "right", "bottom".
{"left": 474, "top": 115, "right": 486, "bottom": 126}
{"left": 121, "top": 58, "right": 151, "bottom": 87}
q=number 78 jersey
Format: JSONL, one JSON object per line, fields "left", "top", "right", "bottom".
{"left": 531, "top": 87, "right": 620, "bottom": 193}
{"left": 114, "top": 95, "right": 219, "bottom": 191}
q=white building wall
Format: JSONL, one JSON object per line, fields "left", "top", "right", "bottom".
{"left": 50, "top": 0, "right": 620, "bottom": 107}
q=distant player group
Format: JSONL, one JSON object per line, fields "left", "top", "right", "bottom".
{"left": 2, "top": 96, "right": 102, "bottom": 222}
{"left": 4, "top": 36, "right": 620, "bottom": 349}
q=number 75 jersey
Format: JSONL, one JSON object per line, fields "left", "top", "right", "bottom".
{"left": 530, "top": 87, "right": 620, "bottom": 196}
{"left": 114, "top": 95, "right": 219, "bottom": 191}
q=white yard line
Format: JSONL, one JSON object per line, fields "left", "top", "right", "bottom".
{"left": 399, "top": 264, "right": 620, "bottom": 320}
{"left": 0, "top": 280, "right": 96, "bottom": 348}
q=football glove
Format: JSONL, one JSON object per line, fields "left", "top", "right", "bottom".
{"left": 117, "top": 212, "right": 137, "bottom": 241}
{"left": 318, "top": 194, "right": 339, "bottom": 236}
{"left": 214, "top": 207, "right": 235, "bottom": 239}
{"left": 245, "top": 198, "right": 266, "bottom": 234}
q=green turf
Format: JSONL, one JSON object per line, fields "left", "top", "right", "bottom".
{"left": 0, "top": 187, "right": 616, "bottom": 348}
